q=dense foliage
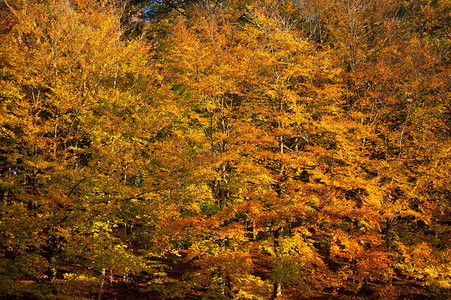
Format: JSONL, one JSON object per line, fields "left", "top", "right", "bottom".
{"left": 0, "top": 0, "right": 450, "bottom": 299}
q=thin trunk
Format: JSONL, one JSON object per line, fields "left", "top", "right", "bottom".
{"left": 272, "top": 226, "right": 283, "bottom": 299}
{"left": 50, "top": 257, "right": 57, "bottom": 282}
{"left": 54, "top": 112, "right": 59, "bottom": 156}
{"left": 48, "top": 236, "right": 60, "bottom": 282}
{"left": 97, "top": 267, "right": 106, "bottom": 300}
{"left": 385, "top": 217, "right": 394, "bottom": 250}
{"left": 272, "top": 282, "right": 282, "bottom": 299}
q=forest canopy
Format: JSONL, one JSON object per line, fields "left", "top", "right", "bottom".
{"left": 0, "top": 0, "right": 450, "bottom": 299}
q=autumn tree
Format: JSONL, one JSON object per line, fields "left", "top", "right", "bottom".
{"left": 0, "top": 0, "right": 449, "bottom": 298}
{"left": 290, "top": 0, "right": 451, "bottom": 296}
{"left": 0, "top": 0, "right": 177, "bottom": 298}
{"left": 159, "top": 0, "right": 451, "bottom": 298}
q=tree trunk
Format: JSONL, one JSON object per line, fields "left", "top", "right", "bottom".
{"left": 385, "top": 217, "right": 394, "bottom": 250}
{"left": 272, "top": 226, "right": 283, "bottom": 298}
{"left": 97, "top": 267, "right": 106, "bottom": 300}
{"left": 272, "top": 282, "right": 282, "bottom": 299}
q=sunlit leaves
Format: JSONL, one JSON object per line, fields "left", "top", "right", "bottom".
{"left": 1, "top": 0, "right": 450, "bottom": 298}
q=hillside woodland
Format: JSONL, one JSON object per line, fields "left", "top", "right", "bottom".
{"left": 0, "top": 0, "right": 450, "bottom": 299}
